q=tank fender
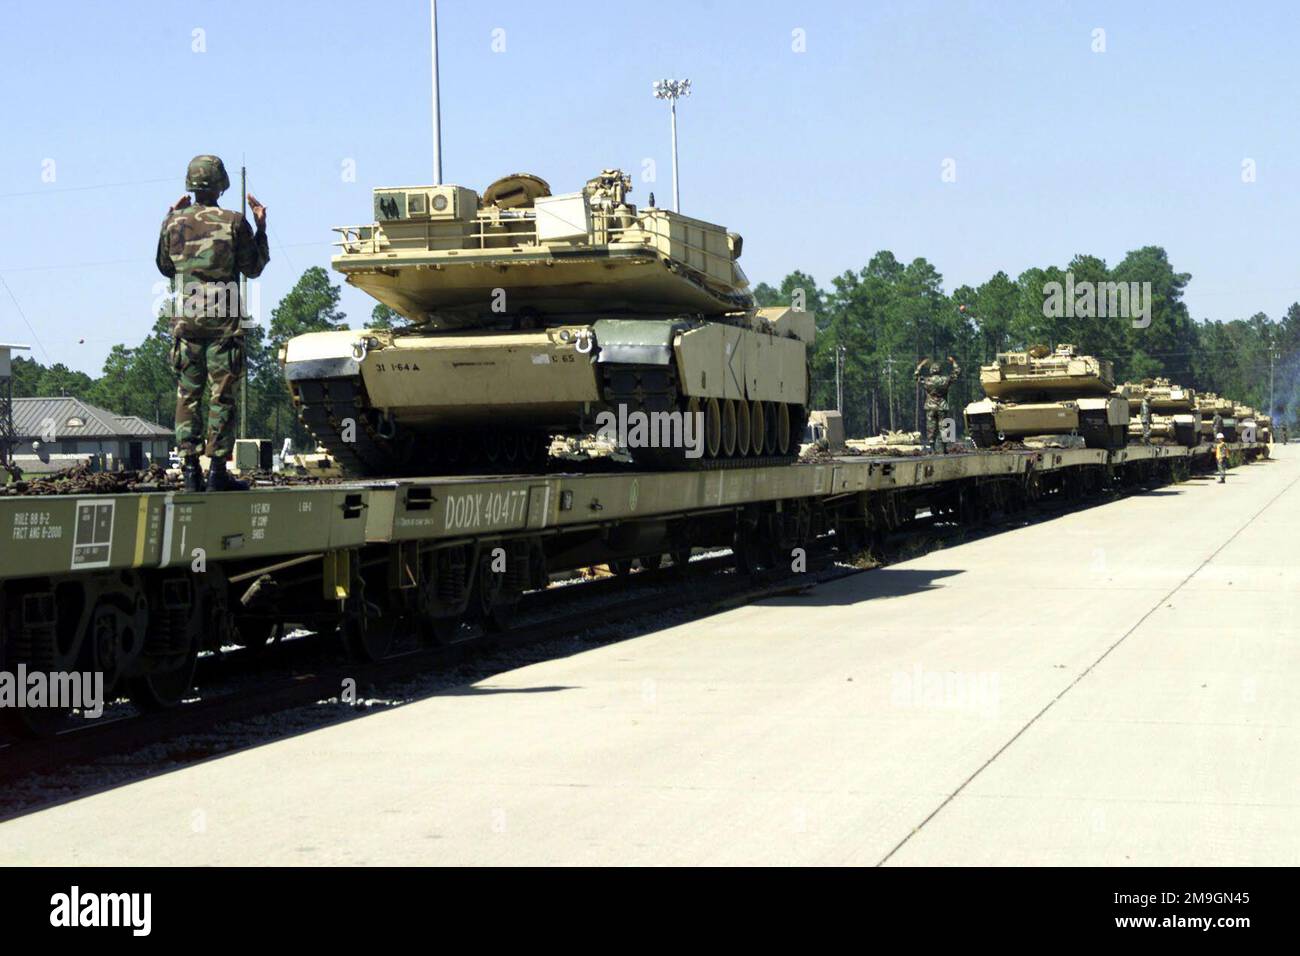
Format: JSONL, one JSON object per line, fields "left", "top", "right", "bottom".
{"left": 282, "top": 330, "right": 368, "bottom": 382}
{"left": 592, "top": 318, "right": 689, "bottom": 366}
{"left": 284, "top": 356, "right": 362, "bottom": 382}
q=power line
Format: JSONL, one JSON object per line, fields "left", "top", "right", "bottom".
{"left": 0, "top": 239, "right": 332, "bottom": 274}
{"left": 0, "top": 176, "right": 174, "bottom": 201}
{"left": 0, "top": 273, "right": 50, "bottom": 362}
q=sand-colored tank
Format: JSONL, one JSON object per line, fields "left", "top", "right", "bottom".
{"left": 1117, "top": 378, "right": 1199, "bottom": 447}
{"left": 1195, "top": 393, "right": 1237, "bottom": 441}
{"left": 964, "top": 344, "right": 1129, "bottom": 449}
{"left": 281, "top": 170, "right": 812, "bottom": 475}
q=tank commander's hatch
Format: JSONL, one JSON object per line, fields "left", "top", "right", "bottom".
{"left": 483, "top": 173, "right": 552, "bottom": 209}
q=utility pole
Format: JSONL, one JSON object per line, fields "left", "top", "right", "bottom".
{"left": 884, "top": 355, "right": 898, "bottom": 432}
{"left": 240, "top": 163, "right": 248, "bottom": 439}
{"left": 431, "top": 0, "right": 443, "bottom": 184}
{"left": 653, "top": 79, "right": 691, "bottom": 212}
{"left": 835, "top": 343, "right": 846, "bottom": 413}
{"left": 1270, "top": 347, "right": 1276, "bottom": 415}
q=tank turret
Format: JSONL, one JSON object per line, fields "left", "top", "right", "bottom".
{"left": 328, "top": 169, "right": 752, "bottom": 330}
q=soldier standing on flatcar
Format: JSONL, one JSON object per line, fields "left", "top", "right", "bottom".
{"left": 156, "top": 155, "right": 270, "bottom": 492}
{"left": 914, "top": 355, "right": 961, "bottom": 454}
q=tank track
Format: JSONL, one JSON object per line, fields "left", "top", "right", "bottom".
{"left": 293, "top": 366, "right": 808, "bottom": 477}
{"left": 293, "top": 378, "right": 549, "bottom": 477}
{"left": 967, "top": 411, "right": 1127, "bottom": 450}
{"left": 966, "top": 414, "right": 998, "bottom": 448}
{"left": 1079, "top": 411, "right": 1127, "bottom": 451}
{"left": 294, "top": 378, "right": 407, "bottom": 476}
{"left": 600, "top": 364, "right": 805, "bottom": 470}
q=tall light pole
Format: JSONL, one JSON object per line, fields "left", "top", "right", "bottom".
{"left": 240, "top": 162, "right": 248, "bottom": 439}
{"left": 653, "top": 78, "right": 691, "bottom": 212}
{"left": 431, "top": 0, "right": 443, "bottom": 184}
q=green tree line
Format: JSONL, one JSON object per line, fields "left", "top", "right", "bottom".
{"left": 10, "top": 250, "right": 1299, "bottom": 446}
{"left": 757, "top": 246, "right": 1300, "bottom": 437}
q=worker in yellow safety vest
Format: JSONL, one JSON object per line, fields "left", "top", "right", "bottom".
{"left": 1215, "top": 433, "right": 1229, "bottom": 483}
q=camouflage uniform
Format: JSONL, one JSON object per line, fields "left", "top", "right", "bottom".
{"left": 156, "top": 157, "right": 269, "bottom": 459}
{"left": 915, "top": 357, "right": 961, "bottom": 454}
{"left": 1140, "top": 397, "right": 1152, "bottom": 444}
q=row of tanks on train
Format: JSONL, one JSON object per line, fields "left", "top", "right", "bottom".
{"left": 280, "top": 169, "right": 813, "bottom": 475}
{"left": 962, "top": 344, "right": 1270, "bottom": 450}
{"left": 276, "top": 165, "right": 1269, "bottom": 473}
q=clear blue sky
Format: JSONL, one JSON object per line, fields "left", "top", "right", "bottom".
{"left": 2, "top": 0, "right": 1297, "bottom": 374}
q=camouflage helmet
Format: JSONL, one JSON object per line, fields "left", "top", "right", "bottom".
{"left": 185, "top": 154, "right": 230, "bottom": 194}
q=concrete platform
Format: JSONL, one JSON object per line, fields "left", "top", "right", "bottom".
{"left": 2, "top": 448, "right": 1297, "bottom": 866}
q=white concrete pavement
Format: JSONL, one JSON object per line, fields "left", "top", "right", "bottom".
{"left": 2, "top": 447, "right": 1297, "bottom": 865}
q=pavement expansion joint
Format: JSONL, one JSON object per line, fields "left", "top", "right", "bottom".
{"left": 876, "top": 464, "right": 1300, "bottom": 867}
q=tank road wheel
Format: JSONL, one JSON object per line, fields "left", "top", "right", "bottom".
{"left": 499, "top": 432, "right": 523, "bottom": 469}
{"left": 701, "top": 398, "right": 723, "bottom": 460}
{"left": 749, "top": 401, "right": 766, "bottom": 457}
{"left": 721, "top": 400, "right": 738, "bottom": 457}
{"left": 686, "top": 397, "right": 718, "bottom": 461}
{"left": 775, "top": 403, "right": 792, "bottom": 456}
{"left": 735, "top": 400, "right": 752, "bottom": 456}
{"left": 762, "top": 402, "right": 781, "bottom": 456}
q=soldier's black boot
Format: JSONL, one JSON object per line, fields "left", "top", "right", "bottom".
{"left": 181, "top": 455, "right": 204, "bottom": 493}
{"left": 205, "top": 457, "right": 249, "bottom": 492}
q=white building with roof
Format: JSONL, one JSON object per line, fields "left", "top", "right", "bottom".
{"left": 10, "top": 396, "right": 171, "bottom": 473}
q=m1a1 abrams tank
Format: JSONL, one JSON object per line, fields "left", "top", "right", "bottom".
{"left": 1195, "top": 393, "right": 1236, "bottom": 441}
{"left": 1117, "top": 378, "right": 1200, "bottom": 447}
{"left": 963, "top": 344, "right": 1129, "bottom": 449}
{"left": 1233, "top": 403, "right": 1261, "bottom": 443}
{"left": 1254, "top": 412, "right": 1273, "bottom": 445}
{"left": 280, "top": 169, "right": 813, "bottom": 475}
